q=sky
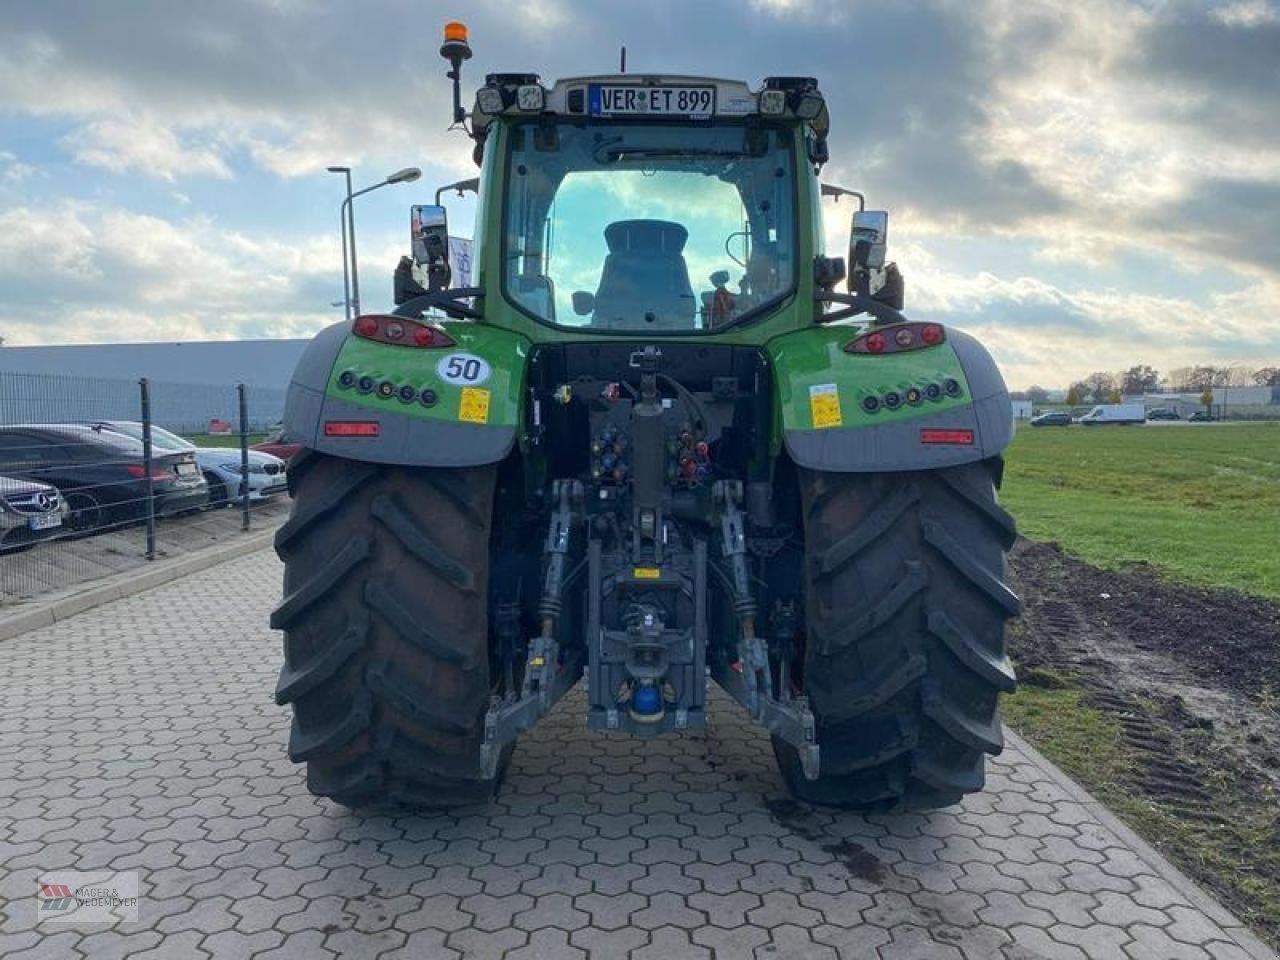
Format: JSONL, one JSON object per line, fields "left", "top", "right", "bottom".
{"left": 0, "top": 0, "right": 1277, "bottom": 389}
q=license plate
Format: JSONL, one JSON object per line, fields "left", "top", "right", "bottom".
{"left": 589, "top": 85, "right": 715, "bottom": 119}
{"left": 177, "top": 462, "right": 198, "bottom": 476}
{"left": 29, "top": 513, "right": 61, "bottom": 531}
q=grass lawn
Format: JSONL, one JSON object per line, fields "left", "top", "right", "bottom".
{"left": 1001, "top": 423, "right": 1280, "bottom": 598}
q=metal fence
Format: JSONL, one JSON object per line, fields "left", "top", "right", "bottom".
{"left": 1, "top": 371, "right": 292, "bottom": 607}
{"left": 0, "top": 371, "right": 286, "bottom": 433}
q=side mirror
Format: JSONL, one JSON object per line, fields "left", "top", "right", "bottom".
{"left": 572, "top": 291, "right": 595, "bottom": 316}
{"left": 411, "top": 204, "right": 451, "bottom": 291}
{"left": 412, "top": 204, "right": 449, "bottom": 266}
{"left": 850, "top": 210, "right": 888, "bottom": 270}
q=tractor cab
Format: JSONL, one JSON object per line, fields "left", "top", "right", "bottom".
{"left": 403, "top": 58, "right": 859, "bottom": 335}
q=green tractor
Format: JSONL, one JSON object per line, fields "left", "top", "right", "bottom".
{"left": 271, "top": 24, "right": 1019, "bottom": 811}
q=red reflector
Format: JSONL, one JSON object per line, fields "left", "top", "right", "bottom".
{"left": 413, "top": 324, "right": 455, "bottom": 347}
{"left": 324, "top": 421, "right": 380, "bottom": 437}
{"left": 920, "top": 428, "right": 974, "bottom": 445}
{"left": 845, "top": 322, "right": 946, "bottom": 355}
{"left": 354, "top": 313, "right": 455, "bottom": 348}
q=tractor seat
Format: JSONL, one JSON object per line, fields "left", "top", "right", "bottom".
{"left": 591, "top": 220, "right": 696, "bottom": 329}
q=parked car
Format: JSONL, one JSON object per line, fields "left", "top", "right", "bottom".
{"left": 0, "top": 426, "right": 207, "bottom": 533}
{"left": 83, "top": 421, "right": 289, "bottom": 507}
{"left": 1079, "top": 403, "right": 1145, "bottom": 425}
{"left": 1030, "top": 411, "right": 1072, "bottom": 427}
{"left": 252, "top": 428, "right": 302, "bottom": 464}
{"left": 1189, "top": 410, "right": 1216, "bottom": 422}
{"left": 1146, "top": 408, "right": 1181, "bottom": 421}
{"left": 0, "top": 475, "right": 70, "bottom": 551}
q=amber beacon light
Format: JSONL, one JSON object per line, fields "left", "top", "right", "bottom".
{"left": 440, "top": 22, "right": 473, "bottom": 124}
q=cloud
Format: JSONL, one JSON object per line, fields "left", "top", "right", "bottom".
{"left": 64, "top": 116, "right": 233, "bottom": 181}
{"left": 0, "top": 202, "right": 343, "bottom": 345}
{"left": 1146, "top": 176, "right": 1280, "bottom": 276}
{"left": 0, "top": 0, "right": 1274, "bottom": 389}
{"left": 896, "top": 242, "right": 1280, "bottom": 387}
{"left": 1215, "top": 0, "right": 1280, "bottom": 27}
{"left": 0, "top": 204, "right": 99, "bottom": 279}
{"left": 0, "top": 151, "right": 39, "bottom": 184}
{"left": 1128, "top": 0, "right": 1280, "bottom": 147}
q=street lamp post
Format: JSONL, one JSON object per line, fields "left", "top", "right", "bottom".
{"left": 326, "top": 166, "right": 352, "bottom": 321}
{"left": 329, "top": 167, "right": 422, "bottom": 321}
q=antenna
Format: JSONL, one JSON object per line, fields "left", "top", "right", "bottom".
{"left": 620, "top": 46, "right": 627, "bottom": 73}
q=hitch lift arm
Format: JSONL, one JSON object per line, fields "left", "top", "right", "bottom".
{"left": 708, "top": 481, "right": 821, "bottom": 779}
{"left": 479, "top": 479, "right": 583, "bottom": 778}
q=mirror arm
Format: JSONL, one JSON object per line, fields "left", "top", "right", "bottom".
{"left": 815, "top": 290, "right": 907, "bottom": 326}
{"left": 819, "top": 183, "right": 865, "bottom": 210}
{"left": 392, "top": 288, "right": 485, "bottom": 321}
{"left": 434, "top": 177, "right": 481, "bottom": 205}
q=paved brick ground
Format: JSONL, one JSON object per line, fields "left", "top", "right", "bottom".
{"left": 0, "top": 550, "right": 1272, "bottom": 959}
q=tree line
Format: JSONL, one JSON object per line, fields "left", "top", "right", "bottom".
{"left": 1012, "top": 365, "right": 1280, "bottom": 405}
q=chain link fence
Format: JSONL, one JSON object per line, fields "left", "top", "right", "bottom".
{"left": 1, "top": 372, "right": 293, "bottom": 607}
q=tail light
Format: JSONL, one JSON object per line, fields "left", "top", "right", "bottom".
{"left": 324, "top": 421, "right": 380, "bottom": 438}
{"left": 920, "top": 428, "right": 974, "bottom": 445}
{"left": 353, "top": 314, "right": 455, "bottom": 348}
{"left": 126, "top": 464, "right": 170, "bottom": 479}
{"left": 846, "top": 322, "right": 945, "bottom": 355}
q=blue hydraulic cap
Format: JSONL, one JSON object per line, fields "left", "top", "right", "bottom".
{"left": 631, "top": 684, "right": 663, "bottom": 716}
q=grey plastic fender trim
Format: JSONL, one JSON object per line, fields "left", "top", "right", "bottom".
{"left": 281, "top": 322, "right": 517, "bottom": 468}
{"left": 285, "top": 385, "right": 517, "bottom": 467}
{"left": 784, "top": 328, "right": 1013, "bottom": 473}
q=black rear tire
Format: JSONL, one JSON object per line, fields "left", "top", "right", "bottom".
{"left": 271, "top": 450, "right": 510, "bottom": 808}
{"left": 774, "top": 460, "right": 1020, "bottom": 811}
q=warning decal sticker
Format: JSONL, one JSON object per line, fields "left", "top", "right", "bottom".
{"left": 809, "top": 383, "right": 842, "bottom": 429}
{"left": 458, "top": 387, "right": 491, "bottom": 424}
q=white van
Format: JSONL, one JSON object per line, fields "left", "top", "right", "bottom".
{"left": 1079, "top": 404, "right": 1145, "bottom": 426}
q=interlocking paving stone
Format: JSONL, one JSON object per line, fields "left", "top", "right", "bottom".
{"left": 0, "top": 549, "right": 1274, "bottom": 959}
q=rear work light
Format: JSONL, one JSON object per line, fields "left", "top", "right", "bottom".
{"left": 846, "top": 322, "right": 945, "bottom": 355}
{"left": 352, "top": 314, "right": 455, "bottom": 349}
{"left": 324, "top": 421, "right": 380, "bottom": 438}
{"left": 920, "top": 428, "right": 974, "bottom": 445}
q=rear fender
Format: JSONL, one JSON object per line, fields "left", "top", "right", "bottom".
{"left": 283, "top": 321, "right": 529, "bottom": 467}
{"left": 768, "top": 324, "right": 1012, "bottom": 472}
